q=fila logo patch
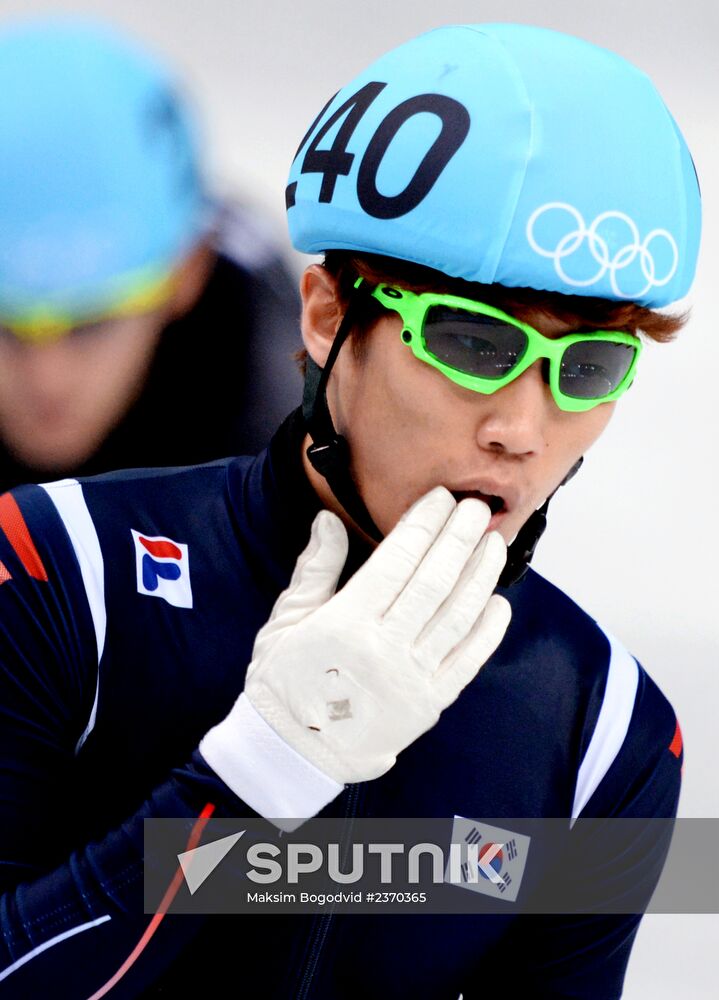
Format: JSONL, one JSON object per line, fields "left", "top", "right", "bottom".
{"left": 132, "top": 530, "right": 193, "bottom": 608}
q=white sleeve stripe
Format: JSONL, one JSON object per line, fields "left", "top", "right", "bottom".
{"left": 571, "top": 629, "right": 639, "bottom": 823}
{"left": 0, "top": 914, "right": 111, "bottom": 983}
{"left": 40, "top": 479, "right": 106, "bottom": 752}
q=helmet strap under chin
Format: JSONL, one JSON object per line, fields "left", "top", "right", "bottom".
{"left": 302, "top": 284, "right": 384, "bottom": 543}
{"left": 498, "top": 456, "right": 584, "bottom": 587}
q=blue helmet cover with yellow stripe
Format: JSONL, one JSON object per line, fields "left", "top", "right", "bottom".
{"left": 0, "top": 17, "right": 206, "bottom": 324}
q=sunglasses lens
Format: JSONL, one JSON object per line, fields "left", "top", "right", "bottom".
{"left": 559, "top": 341, "right": 637, "bottom": 399}
{"left": 423, "top": 306, "right": 527, "bottom": 379}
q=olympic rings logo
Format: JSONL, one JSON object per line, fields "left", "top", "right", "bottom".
{"left": 526, "top": 202, "right": 679, "bottom": 299}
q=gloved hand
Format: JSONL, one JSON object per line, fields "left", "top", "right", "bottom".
{"left": 201, "top": 487, "right": 511, "bottom": 799}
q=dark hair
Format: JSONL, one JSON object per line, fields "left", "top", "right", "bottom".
{"left": 295, "top": 250, "right": 688, "bottom": 374}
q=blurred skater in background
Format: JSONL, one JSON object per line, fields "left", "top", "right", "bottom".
{"left": 0, "top": 16, "right": 302, "bottom": 493}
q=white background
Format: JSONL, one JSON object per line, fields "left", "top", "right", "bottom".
{"left": 0, "top": 0, "right": 715, "bottom": 995}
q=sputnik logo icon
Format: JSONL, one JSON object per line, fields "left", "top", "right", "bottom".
{"left": 178, "top": 829, "right": 245, "bottom": 895}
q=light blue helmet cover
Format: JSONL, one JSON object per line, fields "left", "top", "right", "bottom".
{"left": 287, "top": 24, "right": 701, "bottom": 307}
{"left": 0, "top": 17, "right": 206, "bottom": 319}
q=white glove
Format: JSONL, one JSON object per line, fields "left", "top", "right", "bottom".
{"left": 200, "top": 487, "right": 511, "bottom": 813}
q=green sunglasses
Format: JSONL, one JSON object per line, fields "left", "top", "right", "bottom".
{"left": 363, "top": 280, "right": 643, "bottom": 412}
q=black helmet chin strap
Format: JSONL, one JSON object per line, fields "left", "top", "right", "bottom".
{"left": 498, "top": 456, "right": 584, "bottom": 587}
{"left": 303, "top": 283, "right": 383, "bottom": 543}
{"left": 302, "top": 282, "right": 585, "bottom": 585}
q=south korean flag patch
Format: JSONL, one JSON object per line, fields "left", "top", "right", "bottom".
{"left": 132, "top": 530, "right": 193, "bottom": 609}
{"left": 445, "top": 816, "right": 530, "bottom": 903}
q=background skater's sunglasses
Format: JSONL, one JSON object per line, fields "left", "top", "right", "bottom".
{"left": 364, "top": 281, "right": 642, "bottom": 412}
